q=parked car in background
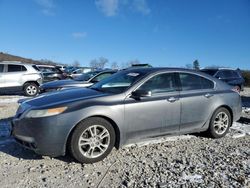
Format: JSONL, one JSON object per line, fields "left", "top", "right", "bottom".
{"left": 37, "top": 65, "right": 68, "bottom": 82}
{"left": 201, "top": 68, "right": 245, "bottom": 92}
{"left": 55, "top": 65, "right": 66, "bottom": 71}
{"left": 69, "top": 68, "right": 93, "bottom": 79}
{"left": 131, "top": 63, "right": 152, "bottom": 68}
{"left": 69, "top": 68, "right": 85, "bottom": 79}
{"left": 0, "top": 61, "right": 43, "bottom": 96}
{"left": 13, "top": 68, "right": 241, "bottom": 163}
{"left": 39, "top": 70, "right": 117, "bottom": 93}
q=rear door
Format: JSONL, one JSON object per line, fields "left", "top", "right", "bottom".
{"left": 178, "top": 72, "right": 215, "bottom": 132}
{"left": 124, "top": 72, "right": 180, "bottom": 141}
{"left": 5, "top": 64, "right": 27, "bottom": 87}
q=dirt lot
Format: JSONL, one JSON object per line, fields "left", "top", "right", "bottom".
{"left": 0, "top": 90, "right": 249, "bottom": 188}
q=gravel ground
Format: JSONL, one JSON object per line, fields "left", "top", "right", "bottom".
{"left": 0, "top": 91, "right": 249, "bottom": 188}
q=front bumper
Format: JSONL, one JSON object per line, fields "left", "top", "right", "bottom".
{"left": 12, "top": 114, "right": 74, "bottom": 157}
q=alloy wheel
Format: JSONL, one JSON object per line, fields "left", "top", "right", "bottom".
{"left": 213, "top": 112, "right": 229, "bottom": 135}
{"left": 78, "top": 125, "right": 110, "bottom": 159}
{"left": 26, "top": 85, "right": 38, "bottom": 96}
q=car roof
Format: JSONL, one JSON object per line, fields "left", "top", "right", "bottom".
{"left": 37, "top": 65, "right": 55, "bottom": 68}
{"left": 0, "top": 61, "right": 34, "bottom": 66}
{"left": 201, "top": 67, "right": 236, "bottom": 71}
{"left": 123, "top": 67, "right": 200, "bottom": 73}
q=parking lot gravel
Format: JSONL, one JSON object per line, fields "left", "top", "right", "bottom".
{"left": 0, "top": 90, "right": 249, "bottom": 188}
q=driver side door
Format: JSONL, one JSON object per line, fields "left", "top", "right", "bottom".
{"left": 124, "top": 72, "right": 181, "bottom": 142}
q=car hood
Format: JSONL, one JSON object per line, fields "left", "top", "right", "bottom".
{"left": 23, "top": 88, "right": 107, "bottom": 108}
{"left": 41, "top": 79, "right": 90, "bottom": 89}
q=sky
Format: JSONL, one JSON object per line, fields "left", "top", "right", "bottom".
{"left": 0, "top": 0, "right": 249, "bottom": 69}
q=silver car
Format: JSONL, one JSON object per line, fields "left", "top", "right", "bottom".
{"left": 12, "top": 68, "right": 241, "bottom": 163}
{"left": 0, "top": 61, "right": 43, "bottom": 96}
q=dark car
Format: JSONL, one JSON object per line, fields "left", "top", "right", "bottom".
{"left": 201, "top": 68, "right": 245, "bottom": 92}
{"left": 39, "top": 70, "right": 117, "bottom": 93}
{"left": 12, "top": 68, "right": 241, "bottom": 163}
{"left": 37, "top": 65, "right": 67, "bottom": 82}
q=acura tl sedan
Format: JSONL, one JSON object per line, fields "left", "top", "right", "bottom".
{"left": 12, "top": 68, "right": 242, "bottom": 163}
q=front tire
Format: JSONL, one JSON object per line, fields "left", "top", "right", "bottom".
{"left": 23, "top": 83, "right": 39, "bottom": 96}
{"left": 207, "top": 107, "right": 232, "bottom": 138}
{"left": 69, "top": 117, "right": 115, "bottom": 163}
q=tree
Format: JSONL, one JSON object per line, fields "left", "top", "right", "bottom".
{"left": 89, "top": 57, "right": 108, "bottom": 69}
{"left": 111, "top": 62, "right": 119, "bottom": 70}
{"left": 185, "top": 63, "right": 192, "bottom": 69}
{"left": 193, "top": 60, "right": 200, "bottom": 70}
{"left": 72, "top": 60, "right": 80, "bottom": 67}
{"left": 120, "top": 59, "right": 142, "bottom": 69}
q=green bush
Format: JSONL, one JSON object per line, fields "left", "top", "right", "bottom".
{"left": 242, "top": 70, "right": 250, "bottom": 87}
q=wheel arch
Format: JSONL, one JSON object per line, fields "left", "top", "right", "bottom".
{"left": 66, "top": 115, "right": 121, "bottom": 153}
{"left": 214, "top": 105, "right": 233, "bottom": 126}
{"left": 22, "top": 81, "right": 39, "bottom": 89}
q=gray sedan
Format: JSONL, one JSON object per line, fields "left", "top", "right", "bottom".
{"left": 12, "top": 68, "right": 242, "bottom": 163}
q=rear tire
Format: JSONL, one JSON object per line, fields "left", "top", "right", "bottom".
{"left": 23, "top": 83, "right": 39, "bottom": 96}
{"left": 207, "top": 107, "right": 232, "bottom": 138}
{"left": 69, "top": 117, "right": 115, "bottom": 163}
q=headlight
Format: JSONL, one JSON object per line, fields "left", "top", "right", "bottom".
{"left": 25, "top": 107, "right": 67, "bottom": 118}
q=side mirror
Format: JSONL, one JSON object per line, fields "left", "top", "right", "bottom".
{"left": 131, "top": 90, "right": 152, "bottom": 99}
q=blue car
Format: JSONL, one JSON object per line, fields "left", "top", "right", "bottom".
{"left": 201, "top": 68, "right": 245, "bottom": 92}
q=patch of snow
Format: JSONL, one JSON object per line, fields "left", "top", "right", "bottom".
{"left": 231, "top": 122, "right": 250, "bottom": 138}
{"left": 126, "top": 135, "right": 196, "bottom": 148}
{"left": 182, "top": 174, "right": 203, "bottom": 183}
{"left": 242, "top": 107, "right": 250, "bottom": 114}
{"left": 0, "top": 96, "right": 27, "bottom": 104}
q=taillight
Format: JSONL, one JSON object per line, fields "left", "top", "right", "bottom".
{"left": 232, "top": 87, "right": 240, "bottom": 94}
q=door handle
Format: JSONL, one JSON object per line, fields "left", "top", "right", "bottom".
{"left": 167, "top": 97, "right": 178, "bottom": 103}
{"left": 204, "top": 93, "right": 213, "bottom": 98}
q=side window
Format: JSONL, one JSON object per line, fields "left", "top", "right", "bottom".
{"left": 92, "top": 73, "right": 112, "bottom": 82}
{"left": 200, "top": 77, "right": 214, "bottom": 89}
{"left": 22, "top": 66, "right": 27, "bottom": 71}
{"left": 180, "top": 73, "right": 214, "bottom": 91}
{"left": 0, "top": 64, "right": 4, "bottom": 72}
{"left": 180, "top": 73, "right": 202, "bottom": 91}
{"left": 138, "top": 73, "right": 177, "bottom": 94}
{"left": 7, "top": 65, "right": 26, "bottom": 72}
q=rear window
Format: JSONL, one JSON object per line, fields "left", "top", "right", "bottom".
{"left": 32, "top": 65, "right": 40, "bottom": 71}
{"left": 0, "top": 64, "right": 4, "bottom": 72}
{"left": 7, "top": 65, "right": 27, "bottom": 72}
{"left": 180, "top": 73, "right": 214, "bottom": 91}
{"left": 230, "top": 70, "right": 240, "bottom": 78}
{"left": 216, "top": 70, "right": 234, "bottom": 78}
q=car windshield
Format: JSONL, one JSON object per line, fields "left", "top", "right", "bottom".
{"left": 201, "top": 69, "right": 217, "bottom": 76}
{"left": 90, "top": 69, "right": 150, "bottom": 94}
{"left": 74, "top": 71, "right": 100, "bottom": 81}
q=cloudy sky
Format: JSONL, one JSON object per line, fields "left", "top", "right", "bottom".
{"left": 0, "top": 0, "right": 249, "bottom": 69}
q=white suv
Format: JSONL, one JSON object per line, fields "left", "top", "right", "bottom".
{"left": 0, "top": 61, "right": 43, "bottom": 96}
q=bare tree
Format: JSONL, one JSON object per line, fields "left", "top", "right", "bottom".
{"left": 72, "top": 60, "right": 80, "bottom": 67}
{"left": 185, "top": 63, "right": 192, "bottom": 69}
{"left": 89, "top": 57, "right": 108, "bottom": 69}
{"left": 111, "top": 62, "right": 119, "bottom": 70}
{"left": 127, "top": 59, "right": 141, "bottom": 66}
{"left": 119, "top": 59, "right": 142, "bottom": 69}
